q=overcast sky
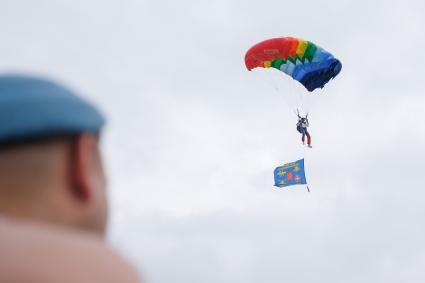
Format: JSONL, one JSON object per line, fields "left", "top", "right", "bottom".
{"left": 1, "top": 0, "right": 425, "bottom": 282}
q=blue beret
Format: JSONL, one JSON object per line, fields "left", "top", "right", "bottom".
{"left": 0, "top": 74, "right": 105, "bottom": 143}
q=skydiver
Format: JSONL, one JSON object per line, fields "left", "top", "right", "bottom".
{"left": 296, "top": 111, "right": 312, "bottom": 148}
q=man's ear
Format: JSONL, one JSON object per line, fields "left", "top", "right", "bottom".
{"left": 68, "top": 134, "right": 98, "bottom": 202}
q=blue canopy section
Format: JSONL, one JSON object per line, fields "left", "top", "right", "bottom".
{"left": 293, "top": 57, "right": 342, "bottom": 92}
{"left": 274, "top": 159, "right": 307, "bottom": 188}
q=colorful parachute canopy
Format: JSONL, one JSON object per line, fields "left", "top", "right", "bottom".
{"left": 245, "top": 37, "right": 342, "bottom": 92}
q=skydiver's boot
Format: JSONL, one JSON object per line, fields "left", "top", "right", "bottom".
{"left": 308, "top": 144, "right": 312, "bottom": 148}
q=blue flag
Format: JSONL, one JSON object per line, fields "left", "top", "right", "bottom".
{"left": 274, "top": 159, "right": 307, "bottom": 188}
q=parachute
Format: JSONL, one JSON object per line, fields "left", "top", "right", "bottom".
{"left": 244, "top": 37, "right": 342, "bottom": 92}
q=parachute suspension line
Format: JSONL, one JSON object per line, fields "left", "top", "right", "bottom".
{"left": 297, "top": 88, "right": 304, "bottom": 113}
{"left": 290, "top": 80, "right": 308, "bottom": 117}
{"left": 257, "top": 68, "right": 297, "bottom": 113}
{"left": 294, "top": 83, "right": 313, "bottom": 119}
{"left": 249, "top": 53, "right": 299, "bottom": 112}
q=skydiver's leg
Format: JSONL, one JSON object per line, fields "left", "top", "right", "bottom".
{"left": 306, "top": 131, "right": 311, "bottom": 146}
{"left": 297, "top": 126, "right": 302, "bottom": 134}
{"left": 301, "top": 128, "right": 306, "bottom": 144}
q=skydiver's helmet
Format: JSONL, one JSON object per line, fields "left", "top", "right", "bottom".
{"left": 301, "top": 118, "right": 306, "bottom": 123}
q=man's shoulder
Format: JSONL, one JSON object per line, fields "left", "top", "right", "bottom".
{"left": 0, "top": 217, "right": 141, "bottom": 283}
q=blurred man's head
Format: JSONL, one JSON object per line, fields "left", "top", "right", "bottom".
{"left": 0, "top": 75, "right": 108, "bottom": 236}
